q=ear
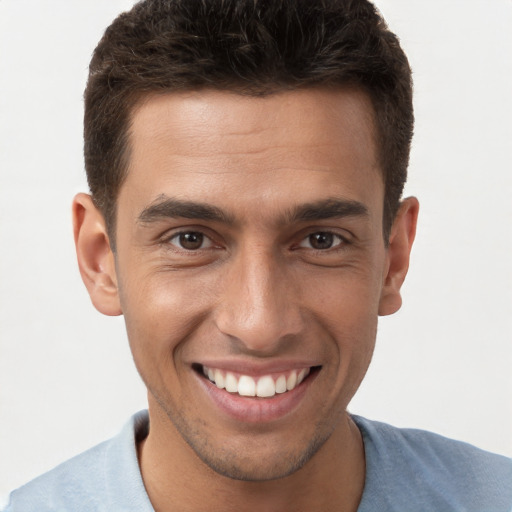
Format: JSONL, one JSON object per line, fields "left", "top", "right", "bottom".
{"left": 72, "top": 193, "right": 122, "bottom": 316}
{"left": 378, "top": 197, "right": 419, "bottom": 316}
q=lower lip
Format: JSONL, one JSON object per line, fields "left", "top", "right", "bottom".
{"left": 196, "top": 371, "right": 316, "bottom": 423}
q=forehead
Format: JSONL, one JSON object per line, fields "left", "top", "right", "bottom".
{"left": 121, "top": 88, "right": 382, "bottom": 224}
{"left": 129, "top": 88, "right": 377, "bottom": 167}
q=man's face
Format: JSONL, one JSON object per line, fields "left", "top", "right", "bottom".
{"left": 113, "top": 88, "right": 391, "bottom": 480}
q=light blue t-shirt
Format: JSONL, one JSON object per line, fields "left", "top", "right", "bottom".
{"left": 5, "top": 410, "right": 512, "bottom": 511}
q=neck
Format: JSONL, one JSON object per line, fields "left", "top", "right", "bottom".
{"left": 138, "top": 406, "right": 365, "bottom": 512}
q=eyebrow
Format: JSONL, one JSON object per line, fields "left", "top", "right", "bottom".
{"left": 286, "top": 198, "right": 369, "bottom": 223}
{"left": 138, "top": 196, "right": 234, "bottom": 225}
{"left": 137, "top": 195, "right": 368, "bottom": 226}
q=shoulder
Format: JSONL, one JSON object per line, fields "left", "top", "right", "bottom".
{"left": 3, "top": 411, "right": 153, "bottom": 512}
{"left": 353, "top": 415, "right": 512, "bottom": 512}
{"left": 4, "top": 439, "right": 112, "bottom": 512}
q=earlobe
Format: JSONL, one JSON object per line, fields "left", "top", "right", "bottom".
{"left": 378, "top": 197, "right": 419, "bottom": 316}
{"left": 72, "top": 193, "right": 122, "bottom": 316}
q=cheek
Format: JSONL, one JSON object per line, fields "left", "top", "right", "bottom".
{"left": 304, "top": 266, "right": 381, "bottom": 376}
{"left": 317, "top": 282, "right": 379, "bottom": 405}
{"left": 118, "top": 268, "right": 216, "bottom": 368}
{"left": 306, "top": 262, "right": 383, "bottom": 326}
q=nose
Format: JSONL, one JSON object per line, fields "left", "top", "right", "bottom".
{"left": 213, "top": 246, "right": 304, "bottom": 354}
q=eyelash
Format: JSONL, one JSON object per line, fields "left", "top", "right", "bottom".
{"left": 296, "top": 232, "right": 349, "bottom": 251}
{"left": 161, "top": 229, "right": 350, "bottom": 253}
{"left": 163, "top": 230, "right": 217, "bottom": 251}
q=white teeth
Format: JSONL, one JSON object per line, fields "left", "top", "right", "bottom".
{"left": 202, "top": 366, "right": 312, "bottom": 398}
{"left": 256, "top": 376, "right": 276, "bottom": 398}
{"left": 286, "top": 371, "right": 297, "bottom": 391}
{"left": 214, "top": 369, "right": 225, "bottom": 389}
{"left": 275, "top": 375, "right": 287, "bottom": 394}
{"left": 225, "top": 372, "right": 238, "bottom": 393}
{"left": 238, "top": 375, "right": 256, "bottom": 396}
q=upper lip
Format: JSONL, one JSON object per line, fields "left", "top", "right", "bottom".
{"left": 193, "top": 360, "right": 320, "bottom": 376}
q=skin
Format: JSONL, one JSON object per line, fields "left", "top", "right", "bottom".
{"left": 73, "top": 88, "right": 418, "bottom": 512}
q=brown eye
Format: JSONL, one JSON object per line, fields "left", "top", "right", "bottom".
{"left": 169, "top": 231, "right": 212, "bottom": 250}
{"left": 299, "top": 232, "right": 344, "bottom": 250}
{"left": 310, "top": 232, "right": 333, "bottom": 249}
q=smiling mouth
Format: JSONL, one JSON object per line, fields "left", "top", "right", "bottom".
{"left": 194, "top": 364, "right": 320, "bottom": 399}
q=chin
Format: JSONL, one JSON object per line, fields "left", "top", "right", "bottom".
{"left": 183, "top": 426, "right": 330, "bottom": 482}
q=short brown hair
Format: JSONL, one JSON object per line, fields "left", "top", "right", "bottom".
{"left": 84, "top": 0, "right": 413, "bottom": 243}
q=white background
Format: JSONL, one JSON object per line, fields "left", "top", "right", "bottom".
{"left": 1, "top": 0, "right": 511, "bottom": 500}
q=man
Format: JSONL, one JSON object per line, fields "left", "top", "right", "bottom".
{"left": 4, "top": 0, "right": 512, "bottom": 510}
